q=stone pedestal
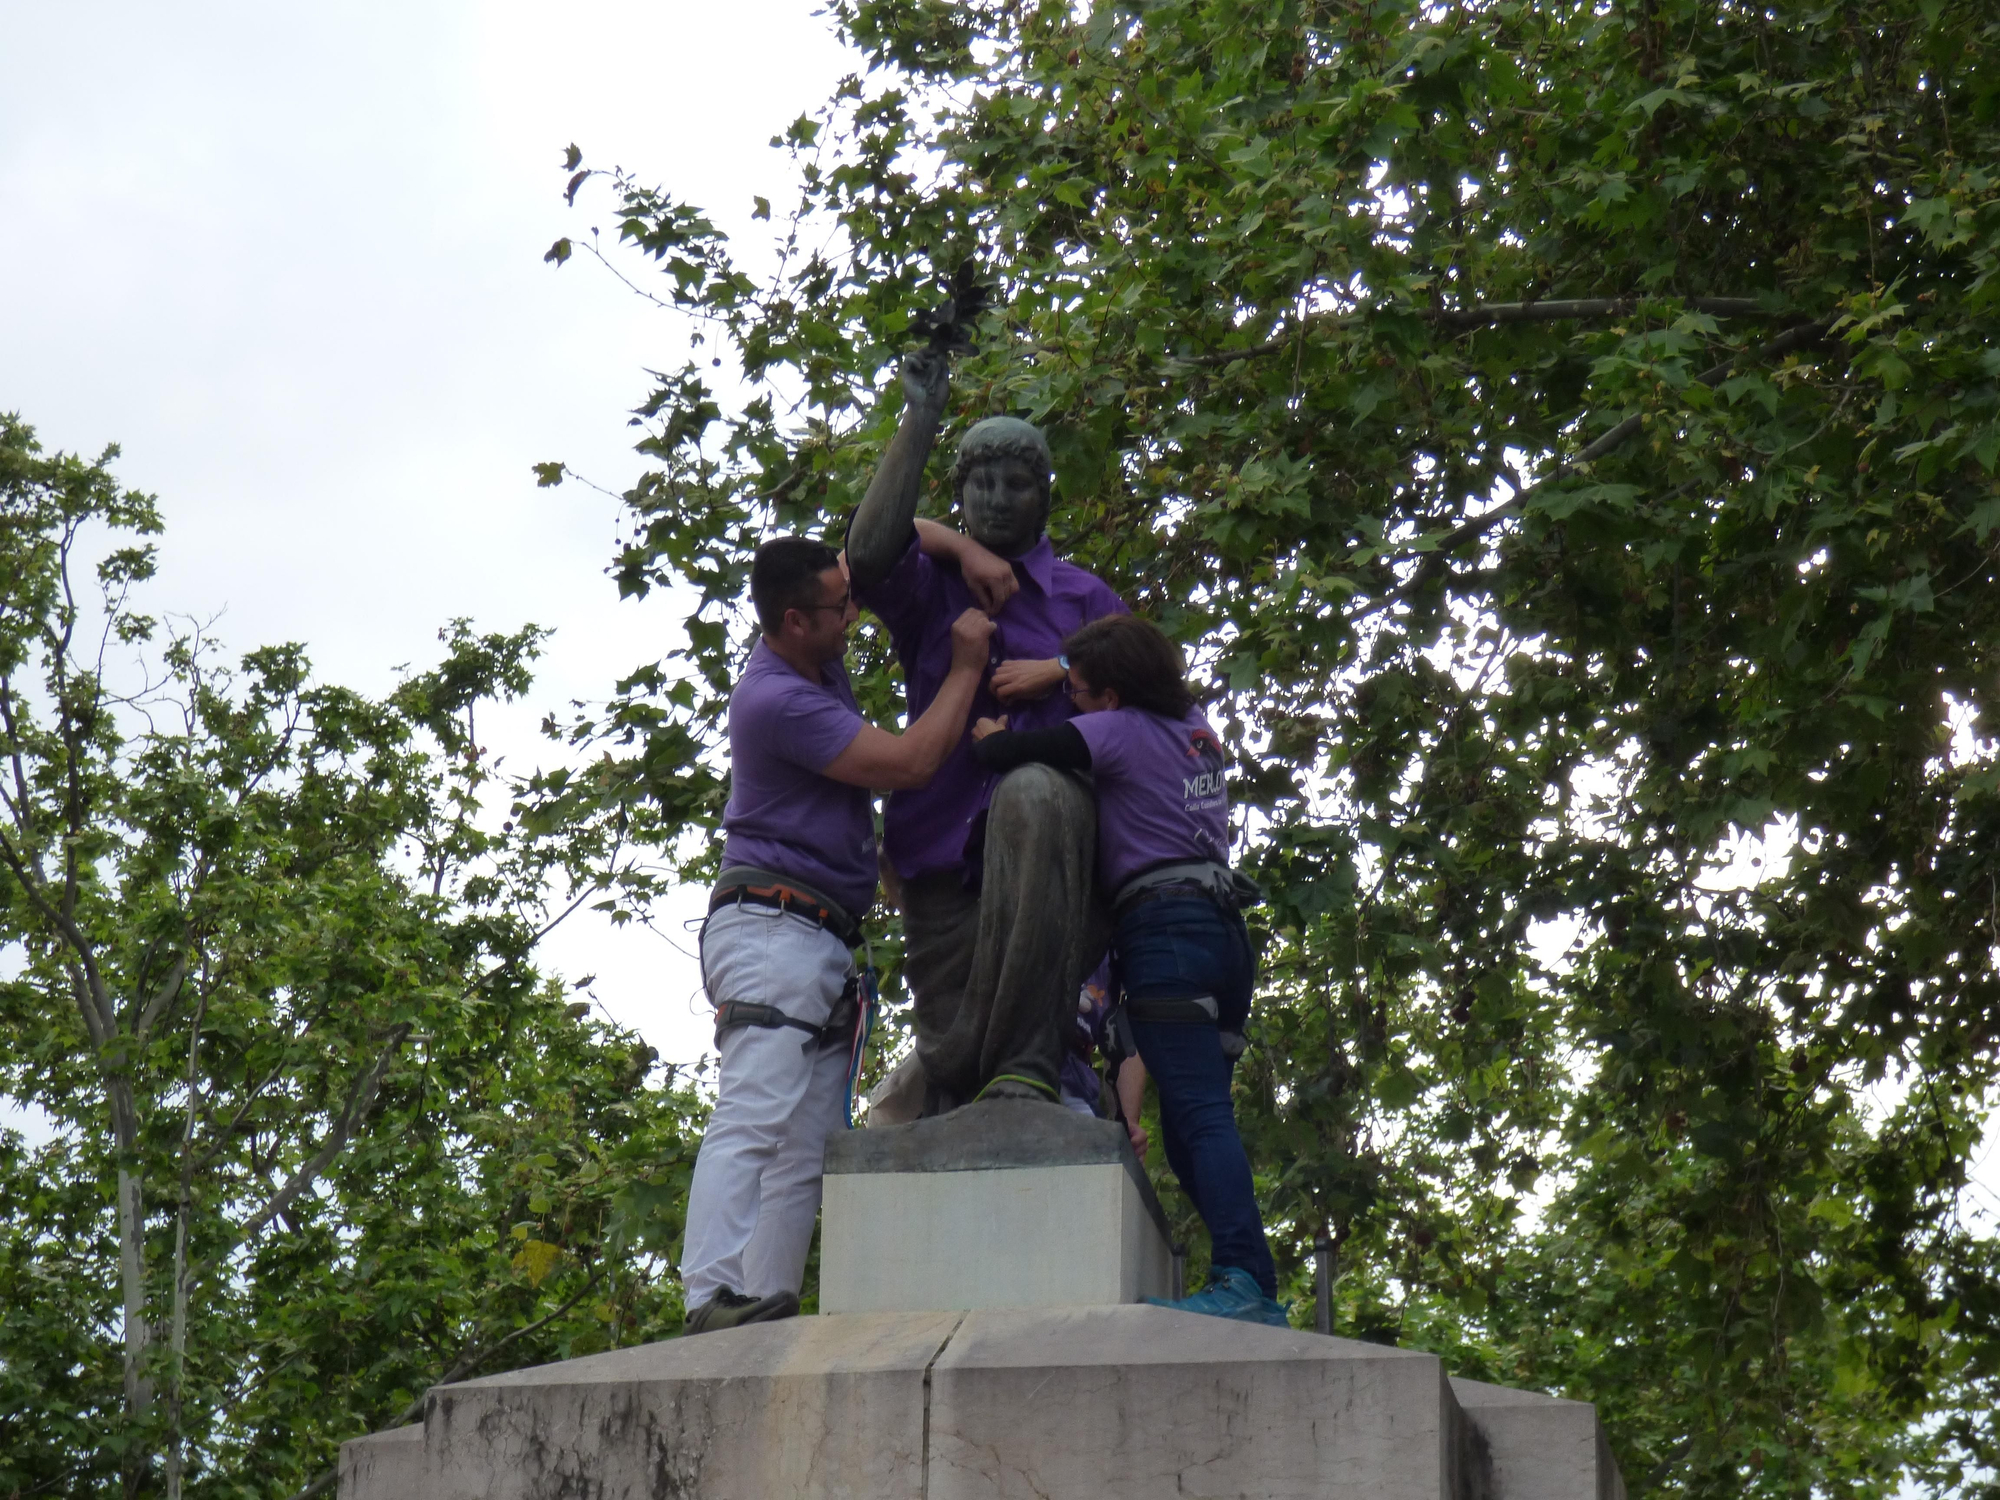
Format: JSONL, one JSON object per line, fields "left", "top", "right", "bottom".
{"left": 821, "top": 1097, "right": 1178, "bottom": 1312}
{"left": 342, "top": 1307, "right": 1628, "bottom": 1500}
{"left": 338, "top": 1422, "right": 419, "bottom": 1499}
{"left": 337, "top": 1100, "right": 1628, "bottom": 1500}
{"left": 1451, "top": 1378, "right": 1629, "bottom": 1500}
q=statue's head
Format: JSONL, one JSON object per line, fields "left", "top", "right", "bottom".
{"left": 952, "top": 416, "right": 1051, "bottom": 558}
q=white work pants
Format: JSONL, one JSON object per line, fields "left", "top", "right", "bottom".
{"left": 681, "top": 902, "right": 854, "bottom": 1307}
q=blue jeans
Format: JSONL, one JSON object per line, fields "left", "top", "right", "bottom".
{"left": 1116, "top": 895, "right": 1277, "bottom": 1298}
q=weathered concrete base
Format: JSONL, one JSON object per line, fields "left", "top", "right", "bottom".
{"left": 339, "top": 1100, "right": 1628, "bottom": 1500}
{"left": 821, "top": 1098, "right": 1178, "bottom": 1312}
{"left": 337, "top": 1422, "right": 419, "bottom": 1499}
{"left": 1451, "top": 1377, "right": 1630, "bottom": 1500}
{"left": 340, "top": 1307, "right": 1626, "bottom": 1500}
{"left": 928, "top": 1306, "right": 1465, "bottom": 1500}
{"left": 418, "top": 1311, "right": 955, "bottom": 1500}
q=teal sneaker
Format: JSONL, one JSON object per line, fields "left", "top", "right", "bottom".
{"left": 1145, "top": 1266, "right": 1292, "bottom": 1327}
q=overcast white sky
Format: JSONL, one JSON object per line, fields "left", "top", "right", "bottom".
{"left": 0, "top": 2, "right": 856, "bottom": 1068}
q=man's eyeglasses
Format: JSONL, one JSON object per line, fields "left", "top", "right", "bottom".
{"left": 799, "top": 591, "right": 852, "bottom": 615}
{"left": 1062, "top": 680, "right": 1096, "bottom": 700}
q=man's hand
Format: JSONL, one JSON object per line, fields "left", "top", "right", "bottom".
{"left": 901, "top": 349, "right": 950, "bottom": 418}
{"left": 958, "top": 539, "right": 1019, "bottom": 614}
{"left": 972, "top": 715, "right": 1008, "bottom": 741}
{"left": 1125, "top": 1118, "right": 1149, "bottom": 1157}
{"left": 991, "top": 657, "right": 1067, "bottom": 704}
{"left": 949, "top": 608, "right": 996, "bottom": 673}
{"left": 824, "top": 612, "right": 993, "bottom": 791}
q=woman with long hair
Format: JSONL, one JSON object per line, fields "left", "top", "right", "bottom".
{"left": 972, "top": 614, "right": 1285, "bottom": 1326}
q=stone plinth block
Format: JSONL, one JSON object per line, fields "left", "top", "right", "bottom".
{"left": 1451, "top": 1377, "right": 1629, "bottom": 1500}
{"left": 337, "top": 1423, "right": 419, "bottom": 1499}
{"left": 822, "top": 1097, "right": 1176, "bottom": 1313}
{"left": 420, "top": 1310, "right": 960, "bottom": 1500}
{"left": 931, "top": 1305, "right": 1470, "bottom": 1500}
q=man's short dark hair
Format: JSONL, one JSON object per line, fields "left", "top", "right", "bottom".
{"left": 751, "top": 536, "right": 842, "bottom": 633}
{"left": 1063, "top": 614, "right": 1196, "bottom": 719}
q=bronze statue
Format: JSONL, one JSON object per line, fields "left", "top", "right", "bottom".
{"left": 847, "top": 334, "right": 1127, "bottom": 1112}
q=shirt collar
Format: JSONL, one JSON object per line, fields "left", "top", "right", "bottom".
{"left": 1013, "top": 534, "right": 1057, "bottom": 594}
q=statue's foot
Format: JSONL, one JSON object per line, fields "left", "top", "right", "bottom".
{"left": 975, "top": 1075, "right": 1058, "bottom": 1104}
{"left": 920, "top": 1079, "right": 968, "bottom": 1117}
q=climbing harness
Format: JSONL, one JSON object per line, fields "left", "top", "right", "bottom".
{"left": 707, "top": 864, "right": 862, "bottom": 947}
{"left": 1112, "top": 859, "right": 1264, "bottom": 917}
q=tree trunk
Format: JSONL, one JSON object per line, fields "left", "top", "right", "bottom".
{"left": 165, "top": 995, "right": 206, "bottom": 1500}
{"left": 111, "top": 1077, "right": 154, "bottom": 1498}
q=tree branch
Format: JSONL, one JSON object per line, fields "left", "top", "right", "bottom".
{"left": 766, "top": 462, "right": 810, "bottom": 504}
{"left": 191, "top": 1023, "right": 412, "bottom": 1284}
{"left": 133, "top": 953, "right": 188, "bottom": 1040}
{"left": 1431, "top": 296, "right": 1769, "bottom": 329}
{"left": 279, "top": 1470, "right": 338, "bottom": 1500}
{"left": 427, "top": 1260, "right": 609, "bottom": 1395}
{"left": 189, "top": 1015, "right": 329, "bottom": 1175}
{"left": 1172, "top": 296, "right": 1779, "bottom": 367}
{"left": 0, "top": 679, "right": 34, "bottom": 839}
{"left": 0, "top": 825, "right": 115, "bottom": 1046}
{"left": 1346, "top": 318, "right": 1833, "bottom": 617}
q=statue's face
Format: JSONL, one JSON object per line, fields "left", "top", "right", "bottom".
{"left": 961, "top": 458, "right": 1046, "bottom": 557}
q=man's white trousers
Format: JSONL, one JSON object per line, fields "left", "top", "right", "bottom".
{"left": 681, "top": 902, "right": 854, "bottom": 1308}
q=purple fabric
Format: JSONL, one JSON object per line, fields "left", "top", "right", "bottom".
{"left": 1058, "top": 959, "right": 1117, "bottom": 1110}
{"left": 719, "top": 639, "right": 877, "bottom": 916}
{"left": 1070, "top": 707, "right": 1231, "bottom": 891}
{"left": 855, "top": 531, "right": 1127, "bottom": 880}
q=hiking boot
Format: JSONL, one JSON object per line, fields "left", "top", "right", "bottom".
{"left": 683, "top": 1287, "right": 800, "bottom": 1336}
{"left": 1144, "top": 1265, "right": 1291, "bottom": 1328}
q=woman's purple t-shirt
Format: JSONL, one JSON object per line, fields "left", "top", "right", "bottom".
{"left": 720, "top": 640, "right": 877, "bottom": 917}
{"left": 1069, "top": 706, "right": 1231, "bottom": 891}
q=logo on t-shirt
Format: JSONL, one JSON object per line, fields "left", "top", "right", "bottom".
{"left": 1182, "top": 726, "right": 1226, "bottom": 807}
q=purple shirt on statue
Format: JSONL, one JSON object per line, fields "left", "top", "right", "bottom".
{"left": 719, "top": 639, "right": 878, "bottom": 917}
{"left": 1070, "top": 706, "right": 1232, "bottom": 891}
{"left": 856, "top": 530, "right": 1127, "bottom": 881}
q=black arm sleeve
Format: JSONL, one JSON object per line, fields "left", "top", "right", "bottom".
{"left": 972, "top": 723, "right": 1093, "bottom": 775}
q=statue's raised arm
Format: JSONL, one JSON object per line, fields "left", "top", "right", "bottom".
{"left": 847, "top": 350, "right": 950, "bottom": 589}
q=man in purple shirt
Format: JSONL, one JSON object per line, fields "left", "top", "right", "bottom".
{"left": 847, "top": 352, "right": 1129, "bottom": 1110}
{"left": 682, "top": 535, "right": 992, "bottom": 1335}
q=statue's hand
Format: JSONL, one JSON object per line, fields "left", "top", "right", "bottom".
{"left": 991, "top": 658, "right": 1067, "bottom": 704}
{"left": 957, "top": 538, "right": 1019, "bottom": 614}
{"left": 972, "top": 715, "right": 1008, "bottom": 741}
{"left": 901, "top": 349, "right": 950, "bottom": 417}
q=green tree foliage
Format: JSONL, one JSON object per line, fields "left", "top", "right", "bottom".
{"left": 0, "top": 416, "right": 707, "bottom": 1497}
{"left": 549, "top": 0, "right": 2000, "bottom": 1492}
